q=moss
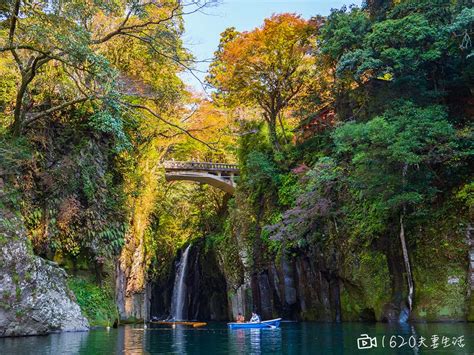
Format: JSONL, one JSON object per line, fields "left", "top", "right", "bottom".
{"left": 341, "top": 251, "right": 391, "bottom": 321}
{"left": 340, "top": 287, "right": 363, "bottom": 321}
{"left": 15, "top": 286, "right": 21, "bottom": 301}
{"left": 340, "top": 250, "right": 391, "bottom": 321}
{"left": 0, "top": 233, "right": 7, "bottom": 246}
{"left": 300, "top": 308, "right": 320, "bottom": 321}
{"left": 15, "top": 309, "right": 25, "bottom": 318}
{"left": 468, "top": 294, "right": 474, "bottom": 322}
{"left": 25, "top": 272, "right": 32, "bottom": 282}
{"left": 412, "top": 266, "right": 467, "bottom": 321}
{"left": 12, "top": 273, "right": 19, "bottom": 285}
{"left": 68, "top": 276, "right": 118, "bottom": 327}
{"left": 410, "top": 204, "right": 470, "bottom": 321}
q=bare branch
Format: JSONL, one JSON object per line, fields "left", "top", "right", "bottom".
{"left": 180, "top": 105, "right": 199, "bottom": 122}
{"left": 61, "top": 64, "right": 93, "bottom": 98}
{"left": 91, "top": 1, "right": 182, "bottom": 45}
{"left": 123, "top": 102, "right": 216, "bottom": 150}
{"left": 8, "top": 0, "right": 23, "bottom": 72}
{"left": 0, "top": 45, "right": 39, "bottom": 53}
{"left": 123, "top": 32, "right": 209, "bottom": 93}
{"left": 91, "top": 0, "right": 215, "bottom": 48}
{"left": 25, "top": 96, "right": 93, "bottom": 126}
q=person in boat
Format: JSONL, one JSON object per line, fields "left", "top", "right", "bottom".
{"left": 249, "top": 312, "right": 261, "bottom": 323}
{"left": 236, "top": 313, "right": 245, "bottom": 323}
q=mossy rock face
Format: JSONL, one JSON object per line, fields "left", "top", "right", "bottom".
{"left": 412, "top": 266, "right": 468, "bottom": 322}
{"left": 300, "top": 307, "right": 321, "bottom": 321}
{"left": 410, "top": 211, "right": 470, "bottom": 322}
{"left": 0, "top": 209, "right": 89, "bottom": 336}
{"left": 340, "top": 251, "right": 391, "bottom": 321}
{"left": 468, "top": 293, "right": 474, "bottom": 322}
{"left": 340, "top": 287, "right": 363, "bottom": 321}
{"left": 68, "top": 277, "right": 118, "bottom": 327}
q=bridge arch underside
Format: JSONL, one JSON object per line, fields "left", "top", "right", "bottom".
{"left": 165, "top": 172, "right": 236, "bottom": 194}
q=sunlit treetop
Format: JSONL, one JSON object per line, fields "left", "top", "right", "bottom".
{"left": 207, "top": 13, "right": 317, "bottom": 152}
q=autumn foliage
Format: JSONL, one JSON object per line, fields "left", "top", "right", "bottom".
{"left": 208, "top": 14, "right": 317, "bottom": 152}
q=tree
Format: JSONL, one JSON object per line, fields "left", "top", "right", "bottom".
{"left": 208, "top": 14, "right": 316, "bottom": 152}
{"left": 363, "top": 0, "right": 393, "bottom": 20}
{"left": 0, "top": 0, "right": 221, "bottom": 296}
{"left": 0, "top": 0, "right": 213, "bottom": 136}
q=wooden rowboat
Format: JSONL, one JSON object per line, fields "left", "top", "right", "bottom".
{"left": 149, "top": 321, "right": 207, "bottom": 328}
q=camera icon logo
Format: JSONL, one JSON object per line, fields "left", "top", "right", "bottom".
{"left": 357, "top": 334, "right": 377, "bottom": 349}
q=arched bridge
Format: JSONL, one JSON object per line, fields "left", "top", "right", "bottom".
{"left": 163, "top": 161, "right": 239, "bottom": 194}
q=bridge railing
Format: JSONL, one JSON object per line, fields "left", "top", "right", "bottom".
{"left": 163, "top": 160, "right": 239, "bottom": 172}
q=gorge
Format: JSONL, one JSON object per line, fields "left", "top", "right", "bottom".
{"left": 0, "top": 0, "right": 473, "bottom": 349}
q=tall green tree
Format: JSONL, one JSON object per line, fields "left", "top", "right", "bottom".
{"left": 0, "top": 0, "right": 208, "bottom": 136}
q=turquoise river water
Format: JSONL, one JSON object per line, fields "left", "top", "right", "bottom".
{"left": 0, "top": 322, "right": 473, "bottom": 354}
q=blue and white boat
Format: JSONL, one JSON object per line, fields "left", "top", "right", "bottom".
{"left": 227, "top": 318, "right": 281, "bottom": 329}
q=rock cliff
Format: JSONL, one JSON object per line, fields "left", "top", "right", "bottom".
{"left": 0, "top": 209, "right": 89, "bottom": 336}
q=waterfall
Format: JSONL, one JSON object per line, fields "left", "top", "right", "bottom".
{"left": 171, "top": 244, "right": 192, "bottom": 321}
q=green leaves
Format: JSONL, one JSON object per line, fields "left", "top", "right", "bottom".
{"left": 89, "top": 108, "right": 131, "bottom": 153}
{"left": 333, "top": 101, "right": 461, "bottom": 221}
{"left": 68, "top": 277, "right": 117, "bottom": 327}
{"left": 367, "top": 14, "right": 436, "bottom": 49}
{"left": 243, "top": 151, "right": 280, "bottom": 195}
{"left": 277, "top": 173, "right": 299, "bottom": 207}
{"left": 448, "top": 7, "right": 474, "bottom": 58}
{"left": 335, "top": 102, "right": 456, "bottom": 164}
{"left": 319, "top": 6, "right": 371, "bottom": 62}
{"left": 333, "top": 4, "right": 459, "bottom": 89}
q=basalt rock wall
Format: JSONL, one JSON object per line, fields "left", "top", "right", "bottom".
{"left": 150, "top": 241, "right": 228, "bottom": 321}
{"left": 228, "top": 251, "right": 343, "bottom": 322}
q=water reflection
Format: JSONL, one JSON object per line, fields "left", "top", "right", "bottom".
{"left": 228, "top": 327, "right": 282, "bottom": 354}
{"left": 0, "top": 322, "right": 472, "bottom": 354}
{"left": 171, "top": 325, "right": 186, "bottom": 354}
{"left": 229, "top": 329, "right": 246, "bottom": 353}
{"left": 250, "top": 328, "right": 261, "bottom": 353}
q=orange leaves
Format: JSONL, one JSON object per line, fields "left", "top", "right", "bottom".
{"left": 208, "top": 14, "right": 318, "bottom": 150}
{"left": 222, "top": 13, "right": 314, "bottom": 66}
{"left": 57, "top": 195, "right": 81, "bottom": 231}
{"left": 209, "top": 13, "right": 317, "bottom": 108}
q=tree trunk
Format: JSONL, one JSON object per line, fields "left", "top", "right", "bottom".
{"left": 277, "top": 112, "right": 288, "bottom": 145}
{"left": 399, "top": 214, "right": 414, "bottom": 311}
{"left": 400, "top": 163, "right": 414, "bottom": 313}
{"left": 11, "top": 77, "right": 28, "bottom": 136}
{"left": 267, "top": 117, "right": 281, "bottom": 153}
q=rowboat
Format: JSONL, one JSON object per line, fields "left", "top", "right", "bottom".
{"left": 150, "top": 321, "right": 207, "bottom": 328}
{"left": 227, "top": 318, "right": 281, "bottom": 329}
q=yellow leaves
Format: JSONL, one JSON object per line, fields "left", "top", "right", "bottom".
{"left": 169, "top": 98, "right": 237, "bottom": 162}
{"left": 377, "top": 72, "right": 394, "bottom": 81}
{"left": 0, "top": 56, "right": 18, "bottom": 120}
{"left": 209, "top": 13, "right": 317, "bottom": 107}
{"left": 208, "top": 13, "right": 318, "bottom": 151}
{"left": 91, "top": 11, "right": 117, "bottom": 41}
